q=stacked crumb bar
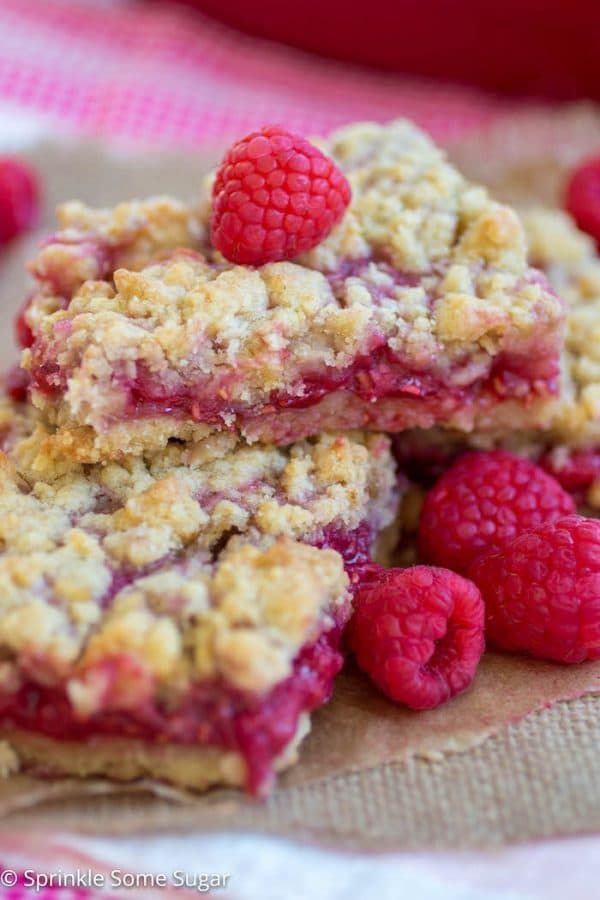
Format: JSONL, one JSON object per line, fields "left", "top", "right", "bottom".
{"left": 0, "top": 121, "right": 572, "bottom": 792}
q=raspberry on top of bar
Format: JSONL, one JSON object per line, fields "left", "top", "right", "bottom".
{"left": 0, "top": 402, "right": 398, "bottom": 792}
{"left": 21, "top": 120, "right": 565, "bottom": 462}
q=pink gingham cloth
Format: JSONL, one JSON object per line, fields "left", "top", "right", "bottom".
{"left": 0, "top": 0, "right": 518, "bottom": 148}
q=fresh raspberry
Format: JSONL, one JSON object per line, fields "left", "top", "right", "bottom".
{"left": 469, "top": 515, "right": 600, "bottom": 663}
{"left": 539, "top": 447, "right": 600, "bottom": 495}
{"left": 393, "top": 433, "right": 462, "bottom": 485}
{"left": 348, "top": 565, "right": 484, "bottom": 710}
{"left": 14, "top": 295, "right": 34, "bottom": 349}
{"left": 418, "top": 450, "right": 575, "bottom": 574}
{"left": 0, "top": 157, "right": 40, "bottom": 246}
{"left": 565, "top": 156, "right": 600, "bottom": 248}
{"left": 211, "top": 125, "right": 351, "bottom": 265}
{"left": 4, "top": 365, "right": 30, "bottom": 403}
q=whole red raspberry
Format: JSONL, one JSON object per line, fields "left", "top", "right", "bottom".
{"left": 418, "top": 450, "right": 575, "bottom": 574}
{"left": 539, "top": 447, "right": 600, "bottom": 495}
{"left": 15, "top": 295, "right": 34, "bottom": 349}
{"left": 469, "top": 515, "right": 600, "bottom": 663}
{"left": 211, "top": 125, "right": 351, "bottom": 265}
{"left": 4, "top": 365, "right": 30, "bottom": 404}
{"left": 565, "top": 156, "right": 600, "bottom": 248}
{"left": 348, "top": 565, "right": 484, "bottom": 710}
{"left": 0, "top": 157, "right": 40, "bottom": 246}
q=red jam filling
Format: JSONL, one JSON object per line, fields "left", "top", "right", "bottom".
{"left": 0, "top": 525, "right": 375, "bottom": 794}
{"left": 316, "top": 521, "right": 381, "bottom": 589}
{"left": 25, "top": 256, "right": 562, "bottom": 429}
{"left": 28, "top": 342, "right": 560, "bottom": 431}
{"left": 0, "top": 619, "right": 345, "bottom": 796}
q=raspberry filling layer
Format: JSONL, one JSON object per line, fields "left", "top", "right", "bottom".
{"left": 26, "top": 255, "right": 561, "bottom": 436}
{"left": 0, "top": 618, "right": 345, "bottom": 796}
{"left": 29, "top": 341, "right": 560, "bottom": 428}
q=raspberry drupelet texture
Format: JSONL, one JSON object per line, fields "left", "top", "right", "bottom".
{"left": 0, "top": 157, "right": 40, "bottom": 246}
{"left": 418, "top": 450, "right": 575, "bottom": 574}
{"left": 469, "top": 515, "right": 600, "bottom": 664}
{"left": 211, "top": 125, "right": 351, "bottom": 265}
{"left": 348, "top": 565, "right": 485, "bottom": 710}
{"left": 565, "top": 156, "right": 600, "bottom": 248}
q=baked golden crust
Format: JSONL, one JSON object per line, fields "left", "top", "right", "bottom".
{"left": 21, "top": 120, "right": 564, "bottom": 461}
{"left": 0, "top": 714, "right": 309, "bottom": 790}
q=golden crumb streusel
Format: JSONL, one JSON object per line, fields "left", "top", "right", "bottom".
{"left": 30, "top": 196, "right": 204, "bottom": 295}
{"left": 307, "top": 119, "right": 529, "bottom": 274}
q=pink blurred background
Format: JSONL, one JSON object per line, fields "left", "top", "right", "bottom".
{"left": 4, "top": 0, "right": 597, "bottom": 151}
{"left": 172, "top": 0, "right": 600, "bottom": 101}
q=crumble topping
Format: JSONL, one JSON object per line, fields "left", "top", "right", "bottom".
{"left": 30, "top": 197, "right": 204, "bottom": 299}
{"left": 15, "top": 424, "right": 396, "bottom": 549}
{"left": 70, "top": 539, "right": 347, "bottom": 704}
{"left": 21, "top": 121, "right": 564, "bottom": 457}
{"left": 0, "top": 408, "right": 395, "bottom": 704}
{"left": 520, "top": 208, "right": 600, "bottom": 447}
{"left": 306, "top": 119, "right": 528, "bottom": 275}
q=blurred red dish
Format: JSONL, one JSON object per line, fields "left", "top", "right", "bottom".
{"left": 169, "top": 0, "right": 600, "bottom": 100}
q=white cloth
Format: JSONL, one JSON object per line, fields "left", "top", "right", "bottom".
{"left": 0, "top": 829, "right": 598, "bottom": 899}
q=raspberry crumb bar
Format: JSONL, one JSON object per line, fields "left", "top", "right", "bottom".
{"left": 396, "top": 209, "right": 600, "bottom": 506}
{"left": 519, "top": 208, "right": 600, "bottom": 506}
{"left": 20, "top": 121, "right": 565, "bottom": 463}
{"left": 0, "top": 404, "right": 398, "bottom": 793}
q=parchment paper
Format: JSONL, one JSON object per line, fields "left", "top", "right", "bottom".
{"left": 1, "top": 105, "right": 600, "bottom": 849}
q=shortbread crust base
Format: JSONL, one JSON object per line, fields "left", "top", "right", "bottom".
{"left": 0, "top": 715, "right": 310, "bottom": 791}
